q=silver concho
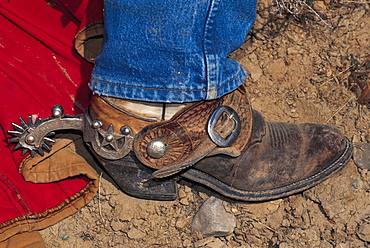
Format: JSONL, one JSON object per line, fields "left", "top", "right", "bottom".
{"left": 147, "top": 140, "right": 166, "bottom": 159}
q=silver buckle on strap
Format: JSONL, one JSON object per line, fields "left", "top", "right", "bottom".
{"left": 207, "top": 106, "right": 241, "bottom": 147}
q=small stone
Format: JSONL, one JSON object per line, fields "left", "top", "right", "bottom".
{"left": 351, "top": 178, "right": 363, "bottom": 189}
{"left": 231, "top": 207, "right": 241, "bottom": 215}
{"left": 184, "top": 185, "right": 192, "bottom": 193}
{"left": 183, "top": 239, "right": 193, "bottom": 247}
{"left": 126, "top": 228, "right": 146, "bottom": 240}
{"left": 242, "top": 58, "right": 263, "bottom": 81}
{"left": 110, "top": 220, "right": 122, "bottom": 232}
{"left": 239, "top": 199, "right": 282, "bottom": 215}
{"left": 286, "top": 99, "right": 294, "bottom": 105}
{"left": 305, "top": 228, "right": 318, "bottom": 241}
{"left": 254, "top": 32, "right": 265, "bottom": 41}
{"left": 346, "top": 221, "right": 357, "bottom": 235}
{"left": 175, "top": 216, "right": 188, "bottom": 229}
{"left": 178, "top": 188, "right": 187, "bottom": 199}
{"left": 290, "top": 112, "right": 299, "bottom": 118}
{"left": 180, "top": 198, "right": 189, "bottom": 205}
{"left": 191, "top": 196, "right": 236, "bottom": 237}
{"left": 199, "top": 192, "right": 209, "bottom": 200}
{"left": 281, "top": 219, "right": 290, "bottom": 227}
{"left": 357, "top": 223, "right": 370, "bottom": 242}
{"left": 353, "top": 143, "right": 370, "bottom": 170}
{"left": 313, "top": 0, "right": 327, "bottom": 12}
{"left": 352, "top": 134, "right": 361, "bottom": 144}
{"left": 131, "top": 218, "right": 144, "bottom": 227}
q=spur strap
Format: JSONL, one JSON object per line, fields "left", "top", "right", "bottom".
{"left": 133, "top": 86, "right": 253, "bottom": 177}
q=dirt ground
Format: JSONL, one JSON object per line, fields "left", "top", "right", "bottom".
{"left": 40, "top": 0, "right": 370, "bottom": 247}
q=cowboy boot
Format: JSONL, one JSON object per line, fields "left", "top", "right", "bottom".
{"left": 87, "top": 84, "right": 352, "bottom": 201}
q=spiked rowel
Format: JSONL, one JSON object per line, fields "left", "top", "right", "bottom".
{"left": 8, "top": 116, "right": 56, "bottom": 157}
{"left": 7, "top": 105, "right": 84, "bottom": 157}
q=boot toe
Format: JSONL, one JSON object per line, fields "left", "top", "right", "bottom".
{"left": 186, "top": 121, "right": 352, "bottom": 201}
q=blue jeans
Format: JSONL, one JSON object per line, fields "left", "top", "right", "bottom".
{"left": 89, "top": 0, "right": 257, "bottom": 103}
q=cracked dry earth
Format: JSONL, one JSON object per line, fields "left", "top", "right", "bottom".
{"left": 40, "top": 0, "right": 370, "bottom": 247}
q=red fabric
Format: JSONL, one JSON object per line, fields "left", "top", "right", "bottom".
{"left": 0, "top": 0, "right": 102, "bottom": 224}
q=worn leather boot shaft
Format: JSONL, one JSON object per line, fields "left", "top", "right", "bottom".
{"left": 89, "top": 95, "right": 157, "bottom": 134}
{"left": 90, "top": 95, "right": 191, "bottom": 123}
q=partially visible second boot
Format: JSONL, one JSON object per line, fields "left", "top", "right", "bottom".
{"left": 86, "top": 84, "right": 352, "bottom": 201}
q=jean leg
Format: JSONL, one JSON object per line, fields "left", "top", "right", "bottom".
{"left": 90, "top": 0, "right": 257, "bottom": 103}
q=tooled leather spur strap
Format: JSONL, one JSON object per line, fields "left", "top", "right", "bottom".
{"left": 134, "top": 86, "right": 253, "bottom": 178}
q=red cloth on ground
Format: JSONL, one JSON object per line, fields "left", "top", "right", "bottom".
{"left": 0, "top": 0, "right": 102, "bottom": 239}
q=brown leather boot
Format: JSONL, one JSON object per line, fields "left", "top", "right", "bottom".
{"left": 87, "top": 85, "right": 352, "bottom": 201}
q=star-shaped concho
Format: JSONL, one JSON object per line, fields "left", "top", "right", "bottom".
{"left": 97, "top": 124, "right": 125, "bottom": 151}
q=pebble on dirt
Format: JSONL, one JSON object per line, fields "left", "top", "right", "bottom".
{"left": 191, "top": 196, "right": 236, "bottom": 237}
{"left": 353, "top": 143, "right": 370, "bottom": 170}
